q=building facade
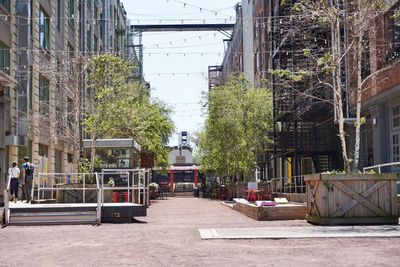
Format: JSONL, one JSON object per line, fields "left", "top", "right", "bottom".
{"left": 1, "top": 0, "right": 133, "bottom": 201}
{"left": 217, "top": 0, "right": 343, "bottom": 180}
{"left": 0, "top": 0, "right": 18, "bottom": 200}
{"left": 358, "top": 0, "right": 400, "bottom": 172}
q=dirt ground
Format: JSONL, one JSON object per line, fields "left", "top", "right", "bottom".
{"left": 1, "top": 197, "right": 400, "bottom": 267}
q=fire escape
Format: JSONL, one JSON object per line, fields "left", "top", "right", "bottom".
{"left": 270, "top": 0, "right": 342, "bottom": 178}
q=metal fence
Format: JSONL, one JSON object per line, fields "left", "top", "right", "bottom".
{"left": 268, "top": 175, "right": 306, "bottom": 194}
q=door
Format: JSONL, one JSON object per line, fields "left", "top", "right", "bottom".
{"left": 390, "top": 102, "right": 400, "bottom": 172}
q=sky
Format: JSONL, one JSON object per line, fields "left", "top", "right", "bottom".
{"left": 121, "top": 0, "right": 238, "bottom": 146}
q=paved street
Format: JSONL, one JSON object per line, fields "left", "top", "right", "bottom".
{"left": 1, "top": 198, "right": 400, "bottom": 266}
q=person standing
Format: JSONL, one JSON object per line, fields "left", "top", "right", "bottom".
{"left": 22, "top": 156, "right": 35, "bottom": 203}
{"left": 8, "top": 161, "right": 20, "bottom": 203}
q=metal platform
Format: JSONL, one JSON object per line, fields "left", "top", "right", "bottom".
{"left": 7, "top": 202, "right": 146, "bottom": 225}
{"left": 3, "top": 171, "right": 150, "bottom": 226}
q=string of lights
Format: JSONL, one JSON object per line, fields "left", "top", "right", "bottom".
{"left": 167, "top": 0, "right": 234, "bottom": 18}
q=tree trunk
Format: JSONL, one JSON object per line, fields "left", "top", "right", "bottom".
{"left": 332, "top": 13, "right": 350, "bottom": 171}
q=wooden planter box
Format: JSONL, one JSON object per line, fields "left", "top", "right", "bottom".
{"left": 233, "top": 202, "right": 306, "bottom": 221}
{"left": 305, "top": 173, "right": 399, "bottom": 225}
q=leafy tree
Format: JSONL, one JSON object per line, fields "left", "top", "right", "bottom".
{"left": 84, "top": 54, "right": 174, "bottom": 170}
{"left": 197, "top": 76, "right": 273, "bottom": 181}
{"left": 280, "top": 0, "right": 387, "bottom": 172}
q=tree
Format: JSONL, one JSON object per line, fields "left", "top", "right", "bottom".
{"left": 197, "top": 75, "right": 273, "bottom": 181}
{"left": 84, "top": 54, "right": 174, "bottom": 170}
{"left": 284, "top": 0, "right": 388, "bottom": 172}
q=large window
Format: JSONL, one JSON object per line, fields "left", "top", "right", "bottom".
{"left": 39, "top": 75, "right": 49, "bottom": 115}
{"left": 68, "top": 0, "right": 74, "bottom": 19}
{"left": 0, "top": 41, "right": 10, "bottom": 74}
{"left": 39, "top": 8, "right": 50, "bottom": 50}
{"left": 386, "top": 5, "right": 400, "bottom": 61}
{"left": 57, "top": 0, "right": 61, "bottom": 31}
{"left": 0, "top": 0, "right": 10, "bottom": 12}
{"left": 361, "top": 114, "right": 374, "bottom": 167}
{"left": 392, "top": 105, "right": 400, "bottom": 163}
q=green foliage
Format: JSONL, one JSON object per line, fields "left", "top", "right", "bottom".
{"left": 83, "top": 54, "right": 174, "bottom": 168}
{"left": 197, "top": 75, "right": 273, "bottom": 179}
{"left": 79, "top": 157, "right": 103, "bottom": 173}
{"left": 269, "top": 69, "right": 310, "bottom": 82}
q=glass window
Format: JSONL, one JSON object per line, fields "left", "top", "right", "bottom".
{"left": 361, "top": 115, "right": 374, "bottom": 167}
{"left": 0, "top": 41, "right": 10, "bottom": 74}
{"left": 57, "top": 0, "right": 61, "bottom": 31}
{"left": 87, "top": 29, "right": 92, "bottom": 51}
{"left": 0, "top": 0, "right": 10, "bottom": 12}
{"left": 39, "top": 75, "right": 49, "bottom": 115}
{"left": 68, "top": 0, "right": 74, "bottom": 19}
{"left": 39, "top": 8, "right": 50, "bottom": 50}
{"left": 39, "top": 144, "right": 49, "bottom": 157}
{"left": 393, "top": 105, "right": 400, "bottom": 129}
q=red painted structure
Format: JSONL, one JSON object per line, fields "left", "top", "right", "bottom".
{"left": 169, "top": 165, "right": 199, "bottom": 193}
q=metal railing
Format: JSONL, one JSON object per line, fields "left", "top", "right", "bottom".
{"left": 36, "top": 173, "right": 99, "bottom": 204}
{"left": 101, "top": 168, "right": 150, "bottom": 206}
{"left": 3, "top": 169, "right": 151, "bottom": 225}
{"left": 363, "top": 161, "right": 400, "bottom": 174}
{"left": 3, "top": 174, "right": 11, "bottom": 225}
{"left": 268, "top": 175, "right": 306, "bottom": 194}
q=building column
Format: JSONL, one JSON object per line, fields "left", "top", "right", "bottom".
{"left": 169, "top": 169, "right": 174, "bottom": 193}
{"left": 194, "top": 169, "right": 198, "bottom": 188}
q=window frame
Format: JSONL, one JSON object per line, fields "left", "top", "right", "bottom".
{"left": 39, "top": 8, "right": 50, "bottom": 50}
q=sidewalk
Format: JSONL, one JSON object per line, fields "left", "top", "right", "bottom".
{"left": 0, "top": 198, "right": 399, "bottom": 266}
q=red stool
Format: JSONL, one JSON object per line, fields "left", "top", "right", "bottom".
{"left": 112, "top": 192, "right": 119, "bottom": 203}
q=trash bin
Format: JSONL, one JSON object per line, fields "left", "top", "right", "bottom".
{"left": 193, "top": 188, "right": 199, "bottom": 197}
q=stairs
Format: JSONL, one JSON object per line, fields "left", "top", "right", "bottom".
{"left": 7, "top": 205, "right": 99, "bottom": 226}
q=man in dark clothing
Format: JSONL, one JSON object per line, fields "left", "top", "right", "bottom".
{"left": 22, "top": 156, "right": 35, "bottom": 202}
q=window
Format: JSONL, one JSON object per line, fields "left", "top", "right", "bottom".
{"left": 39, "top": 75, "right": 49, "bottom": 115}
{"left": 68, "top": 0, "right": 74, "bottom": 19}
{"left": 39, "top": 144, "right": 49, "bottom": 157}
{"left": 39, "top": 8, "right": 50, "bottom": 50}
{"left": 385, "top": 5, "right": 400, "bottom": 61}
{"left": 94, "top": 36, "right": 98, "bottom": 52}
{"left": 0, "top": 41, "right": 10, "bottom": 74}
{"left": 361, "top": 32, "right": 371, "bottom": 80}
{"left": 392, "top": 104, "right": 400, "bottom": 164}
{"left": 57, "top": 0, "right": 61, "bottom": 31}
{"left": 87, "top": 29, "right": 92, "bottom": 51}
{"left": 67, "top": 44, "right": 74, "bottom": 74}
{"left": 0, "top": 0, "right": 10, "bottom": 12}
{"left": 361, "top": 115, "right": 374, "bottom": 167}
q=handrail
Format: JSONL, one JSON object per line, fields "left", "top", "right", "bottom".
{"left": 268, "top": 175, "right": 306, "bottom": 194}
{"left": 95, "top": 172, "right": 101, "bottom": 225}
{"left": 363, "top": 161, "right": 400, "bottom": 174}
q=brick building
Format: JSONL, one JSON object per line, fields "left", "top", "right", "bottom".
{"left": 358, "top": 0, "right": 400, "bottom": 171}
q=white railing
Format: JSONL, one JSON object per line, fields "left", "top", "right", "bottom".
{"left": 36, "top": 173, "right": 99, "bottom": 204}
{"left": 363, "top": 161, "right": 400, "bottom": 174}
{"left": 268, "top": 175, "right": 306, "bottom": 194}
{"left": 3, "top": 174, "right": 11, "bottom": 225}
{"left": 101, "top": 168, "right": 150, "bottom": 206}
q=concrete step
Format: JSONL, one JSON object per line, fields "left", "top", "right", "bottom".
{"left": 8, "top": 207, "right": 98, "bottom": 226}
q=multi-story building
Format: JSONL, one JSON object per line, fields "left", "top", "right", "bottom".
{"left": 0, "top": 0, "right": 18, "bottom": 199}
{"left": 102, "top": 0, "right": 128, "bottom": 57}
{"left": 358, "top": 1, "right": 400, "bottom": 171}
{"left": 0, "top": 0, "right": 134, "bottom": 202}
{"left": 217, "top": 0, "right": 342, "bottom": 180}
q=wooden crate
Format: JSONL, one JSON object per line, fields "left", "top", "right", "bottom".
{"left": 233, "top": 202, "right": 306, "bottom": 221}
{"left": 305, "top": 173, "right": 399, "bottom": 225}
